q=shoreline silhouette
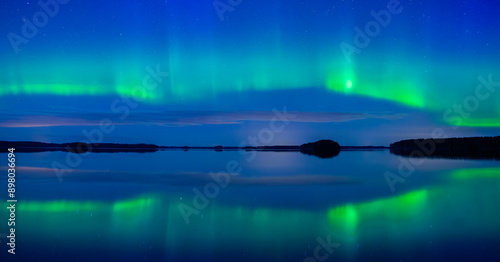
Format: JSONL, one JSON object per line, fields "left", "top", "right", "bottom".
{"left": 0, "top": 139, "right": 344, "bottom": 158}
{"left": 3, "top": 136, "right": 499, "bottom": 160}
{"left": 390, "top": 136, "right": 500, "bottom": 160}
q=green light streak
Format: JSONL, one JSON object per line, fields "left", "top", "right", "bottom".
{"left": 452, "top": 118, "right": 500, "bottom": 127}
{"left": 326, "top": 73, "right": 425, "bottom": 108}
{"left": 451, "top": 167, "right": 500, "bottom": 180}
{"left": 327, "top": 204, "right": 358, "bottom": 236}
{"left": 18, "top": 200, "right": 106, "bottom": 212}
{"left": 326, "top": 190, "right": 428, "bottom": 237}
{"left": 1, "top": 55, "right": 498, "bottom": 127}
{"left": 6, "top": 183, "right": 500, "bottom": 256}
{"left": 112, "top": 196, "right": 157, "bottom": 213}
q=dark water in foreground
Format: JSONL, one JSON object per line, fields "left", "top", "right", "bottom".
{"left": 1, "top": 149, "right": 500, "bottom": 261}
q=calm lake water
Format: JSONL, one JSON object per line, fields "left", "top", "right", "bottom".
{"left": 2, "top": 149, "right": 500, "bottom": 261}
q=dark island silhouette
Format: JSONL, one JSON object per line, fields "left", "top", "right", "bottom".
{"left": 0, "top": 139, "right": 343, "bottom": 158}
{"left": 299, "top": 140, "right": 341, "bottom": 158}
{"left": 390, "top": 136, "right": 500, "bottom": 160}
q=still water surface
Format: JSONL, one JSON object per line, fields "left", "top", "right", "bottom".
{"left": 2, "top": 150, "right": 500, "bottom": 261}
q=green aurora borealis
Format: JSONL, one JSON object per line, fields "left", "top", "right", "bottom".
{"left": 1, "top": 0, "right": 499, "bottom": 143}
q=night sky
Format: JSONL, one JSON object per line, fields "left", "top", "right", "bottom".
{"left": 1, "top": 0, "right": 499, "bottom": 146}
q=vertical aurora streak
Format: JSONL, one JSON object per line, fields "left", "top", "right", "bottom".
{"left": 1, "top": 1, "right": 499, "bottom": 128}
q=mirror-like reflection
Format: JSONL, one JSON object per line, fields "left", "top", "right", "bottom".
{"left": 1, "top": 150, "right": 499, "bottom": 261}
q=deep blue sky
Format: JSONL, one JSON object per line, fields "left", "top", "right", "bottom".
{"left": 1, "top": 0, "right": 499, "bottom": 146}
